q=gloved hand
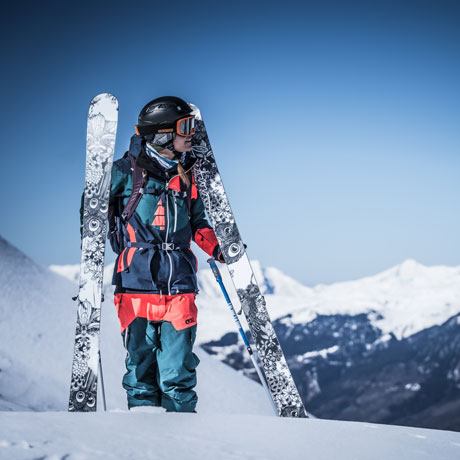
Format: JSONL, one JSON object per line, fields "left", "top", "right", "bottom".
{"left": 213, "top": 245, "right": 226, "bottom": 264}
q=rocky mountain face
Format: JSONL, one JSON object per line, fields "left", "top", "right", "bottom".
{"left": 202, "top": 312, "right": 460, "bottom": 431}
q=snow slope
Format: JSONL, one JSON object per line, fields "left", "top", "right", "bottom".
{"left": 1, "top": 412, "right": 460, "bottom": 460}
{"left": 0, "top": 236, "right": 76, "bottom": 411}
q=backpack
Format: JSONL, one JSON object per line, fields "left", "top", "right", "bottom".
{"left": 108, "top": 152, "right": 192, "bottom": 254}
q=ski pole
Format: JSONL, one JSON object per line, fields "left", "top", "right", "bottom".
{"left": 207, "top": 258, "right": 278, "bottom": 416}
{"left": 98, "top": 350, "right": 107, "bottom": 412}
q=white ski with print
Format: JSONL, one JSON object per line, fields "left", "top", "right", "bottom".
{"left": 68, "top": 93, "right": 118, "bottom": 412}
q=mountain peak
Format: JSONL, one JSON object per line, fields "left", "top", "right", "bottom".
{"left": 396, "top": 258, "right": 421, "bottom": 278}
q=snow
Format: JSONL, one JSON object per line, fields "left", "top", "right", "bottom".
{"left": 0, "top": 237, "right": 77, "bottom": 411}
{"left": 297, "top": 345, "right": 340, "bottom": 362}
{"left": 405, "top": 383, "right": 421, "bottom": 392}
{"left": 1, "top": 412, "right": 460, "bottom": 460}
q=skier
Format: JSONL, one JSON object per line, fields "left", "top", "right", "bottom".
{"left": 109, "top": 96, "right": 223, "bottom": 412}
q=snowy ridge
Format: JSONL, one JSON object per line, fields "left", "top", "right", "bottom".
{"left": 219, "top": 258, "right": 460, "bottom": 340}
{"left": 196, "top": 259, "right": 312, "bottom": 298}
{"left": 288, "top": 258, "right": 460, "bottom": 339}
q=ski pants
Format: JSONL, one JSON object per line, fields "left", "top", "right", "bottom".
{"left": 121, "top": 317, "right": 200, "bottom": 412}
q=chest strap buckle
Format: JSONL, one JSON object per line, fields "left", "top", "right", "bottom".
{"left": 162, "top": 242, "right": 175, "bottom": 251}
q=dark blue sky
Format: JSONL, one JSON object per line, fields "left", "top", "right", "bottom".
{"left": 1, "top": 0, "right": 459, "bottom": 285}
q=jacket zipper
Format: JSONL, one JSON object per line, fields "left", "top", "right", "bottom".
{"left": 165, "top": 181, "right": 172, "bottom": 295}
{"left": 173, "top": 196, "right": 178, "bottom": 233}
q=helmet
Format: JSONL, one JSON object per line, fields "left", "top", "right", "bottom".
{"left": 136, "top": 96, "right": 194, "bottom": 137}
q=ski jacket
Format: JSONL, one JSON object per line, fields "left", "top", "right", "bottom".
{"left": 110, "top": 134, "right": 219, "bottom": 294}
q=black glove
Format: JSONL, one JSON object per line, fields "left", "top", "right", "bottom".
{"left": 213, "top": 245, "right": 225, "bottom": 264}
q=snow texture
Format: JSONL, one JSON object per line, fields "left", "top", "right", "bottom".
{"left": 1, "top": 412, "right": 459, "bottom": 460}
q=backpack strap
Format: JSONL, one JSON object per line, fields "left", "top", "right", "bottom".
{"left": 113, "top": 152, "right": 193, "bottom": 226}
{"left": 121, "top": 153, "right": 147, "bottom": 221}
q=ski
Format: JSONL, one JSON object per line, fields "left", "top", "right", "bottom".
{"left": 69, "top": 93, "right": 118, "bottom": 412}
{"left": 191, "top": 104, "right": 307, "bottom": 417}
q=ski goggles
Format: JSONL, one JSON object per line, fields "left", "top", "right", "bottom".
{"left": 135, "top": 115, "right": 195, "bottom": 137}
{"left": 176, "top": 116, "right": 195, "bottom": 137}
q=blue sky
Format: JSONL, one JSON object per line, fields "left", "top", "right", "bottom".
{"left": 1, "top": 0, "right": 459, "bottom": 285}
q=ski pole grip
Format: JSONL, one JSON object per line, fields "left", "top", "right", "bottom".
{"left": 207, "top": 258, "right": 221, "bottom": 281}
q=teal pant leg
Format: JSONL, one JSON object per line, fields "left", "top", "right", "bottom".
{"left": 157, "top": 322, "right": 200, "bottom": 412}
{"left": 122, "top": 318, "right": 162, "bottom": 408}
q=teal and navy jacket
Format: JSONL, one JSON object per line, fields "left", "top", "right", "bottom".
{"left": 110, "top": 135, "right": 219, "bottom": 294}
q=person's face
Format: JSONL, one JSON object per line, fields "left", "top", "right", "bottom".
{"left": 173, "top": 134, "right": 193, "bottom": 153}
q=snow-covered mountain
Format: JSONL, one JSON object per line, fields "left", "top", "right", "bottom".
{"left": 285, "top": 258, "right": 460, "bottom": 340}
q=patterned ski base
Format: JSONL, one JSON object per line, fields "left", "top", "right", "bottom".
{"left": 191, "top": 104, "right": 307, "bottom": 417}
{"left": 68, "top": 93, "right": 118, "bottom": 412}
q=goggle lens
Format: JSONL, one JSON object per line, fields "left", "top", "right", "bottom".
{"left": 177, "top": 116, "right": 195, "bottom": 136}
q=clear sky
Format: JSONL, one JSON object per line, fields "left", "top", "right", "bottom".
{"left": 1, "top": 0, "right": 459, "bottom": 286}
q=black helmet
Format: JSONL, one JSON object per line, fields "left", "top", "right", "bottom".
{"left": 136, "top": 96, "right": 194, "bottom": 136}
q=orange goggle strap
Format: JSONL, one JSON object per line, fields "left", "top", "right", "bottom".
{"left": 135, "top": 124, "right": 174, "bottom": 136}
{"left": 135, "top": 116, "right": 195, "bottom": 137}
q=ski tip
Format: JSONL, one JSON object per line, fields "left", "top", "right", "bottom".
{"left": 88, "top": 94, "right": 119, "bottom": 120}
{"left": 91, "top": 93, "right": 119, "bottom": 106}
